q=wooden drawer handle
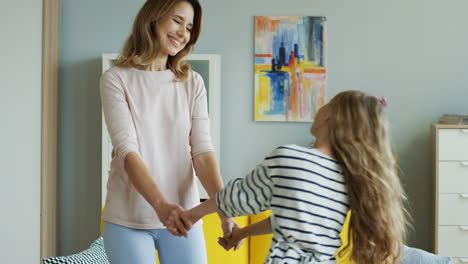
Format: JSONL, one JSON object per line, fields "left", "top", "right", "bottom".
{"left": 461, "top": 162, "right": 468, "bottom": 166}
{"left": 457, "top": 258, "right": 468, "bottom": 263}
{"left": 462, "top": 129, "right": 468, "bottom": 133}
{"left": 459, "top": 226, "right": 468, "bottom": 231}
{"left": 461, "top": 194, "right": 468, "bottom": 199}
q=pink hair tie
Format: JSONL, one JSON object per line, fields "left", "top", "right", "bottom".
{"left": 379, "top": 96, "right": 388, "bottom": 107}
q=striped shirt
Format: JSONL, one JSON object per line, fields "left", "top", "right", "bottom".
{"left": 216, "top": 145, "right": 349, "bottom": 264}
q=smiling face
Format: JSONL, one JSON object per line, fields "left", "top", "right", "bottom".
{"left": 155, "top": 1, "right": 194, "bottom": 57}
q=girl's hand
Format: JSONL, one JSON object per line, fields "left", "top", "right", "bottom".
{"left": 217, "top": 226, "right": 244, "bottom": 251}
{"left": 156, "top": 201, "right": 192, "bottom": 237}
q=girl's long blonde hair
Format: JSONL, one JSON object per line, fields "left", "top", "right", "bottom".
{"left": 114, "top": 0, "right": 202, "bottom": 81}
{"left": 329, "top": 91, "right": 410, "bottom": 264}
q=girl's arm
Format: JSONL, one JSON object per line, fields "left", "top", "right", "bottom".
{"left": 231, "top": 216, "right": 272, "bottom": 239}
{"left": 218, "top": 216, "right": 273, "bottom": 251}
{"left": 186, "top": 201, "right": 272, "bottom": 251}
{"left": 186, "top": 197, "right": 218, "bottom": 224}
{"left": 187, "top": 162, "right": 274, "bottom": 224}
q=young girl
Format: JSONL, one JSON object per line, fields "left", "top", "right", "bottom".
{"left": 183, "top": 90, "right": 409, "bottom": 263}
{"left": 100, "top": 0, "right": 238, "bottom": 263}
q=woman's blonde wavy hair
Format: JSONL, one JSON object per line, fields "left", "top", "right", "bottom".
{"left": 329, "top": 91, "right": 410, "bottom": 264}
{"left": 114, "top": 0, "right": 202, "bottom": 81}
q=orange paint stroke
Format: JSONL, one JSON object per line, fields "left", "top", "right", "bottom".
{"left": 304, "top": 68, "right": 326, "bottom": 74}
{"left": 255, "top": 16, "right": 282, "bottom": 34}
{"left": 255, "top": 54, "right": 273, "bottom": 57}
{"left": 288, "top": 51, "right": 298, "bottom": 121}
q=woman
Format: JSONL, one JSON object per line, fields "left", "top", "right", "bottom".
{"left": 184, "top": 91, "right": 411, "bottom": 264}
{"left": 99, "top": 0, "right": 238, "bottom": 263}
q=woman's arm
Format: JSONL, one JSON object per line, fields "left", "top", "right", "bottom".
{"left": 192, "top": 152, "right": 241, "bottom": 242}
{"left": 189, "top": 73, "right": 224, "bottom": 200}
{"left": 192, "top": 152, "right": 223, "bottom": 198}
{"left": 188, "top": 73, "right": 241, "bottom": 243}
{"left": 124, "top": 153, "right": 191, "bottom": 237}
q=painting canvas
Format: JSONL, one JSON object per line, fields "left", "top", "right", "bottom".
{"left": 255, "top": 16, "right": 327, "bottom": 122}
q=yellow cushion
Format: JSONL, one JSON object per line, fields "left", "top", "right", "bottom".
{"left": 249, "top": 210, "right": 273, "bottom": 264}
{"left": 202, "top": 213, "right": 250, "bottom": 264}
{"left": 336, "top": 211, "right": 355, "bottom": 264}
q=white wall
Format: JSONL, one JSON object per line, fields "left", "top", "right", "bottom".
{"left": 0, "top": 1, "right": 42, "bottom": 263}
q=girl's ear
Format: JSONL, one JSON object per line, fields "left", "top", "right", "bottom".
{"left": 323, "top": 106, "right": 332, "bottom": 121}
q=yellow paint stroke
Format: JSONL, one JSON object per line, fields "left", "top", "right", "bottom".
{"left": 254, "top": 58, "right": 326, "bottom": 121}
{"left": 255, "top": 72, "right": 271, "bottom": 120}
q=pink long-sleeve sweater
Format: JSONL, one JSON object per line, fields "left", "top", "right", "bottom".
{"left": 100, "top": 66, "right": 214, "bottom": 229}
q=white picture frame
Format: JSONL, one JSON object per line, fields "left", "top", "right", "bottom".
{"left": 101, "top": 53, "right": 221, "bottom": 205}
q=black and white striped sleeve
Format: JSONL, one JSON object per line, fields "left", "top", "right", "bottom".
{"left": 216, "top": 164, "right": 274, "bottom": 217}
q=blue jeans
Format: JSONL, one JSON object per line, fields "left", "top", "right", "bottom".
{"left": 103, "top": 221, "right": 207, "bottom": 264}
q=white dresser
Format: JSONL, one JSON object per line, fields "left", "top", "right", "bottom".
{"left": 433, "top": 124, "right": 468, "bottom": 263}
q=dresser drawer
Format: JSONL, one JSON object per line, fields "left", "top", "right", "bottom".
{"left": 437, "top": 226, "right": 468, "bottom": 257}
{"left": 439, "top": 162, "right": 468, "bottom": 193}
{"left": 439, "top": 194, "right": 468, "bottom": 225}
{"left": 439, "top": 129, "right": 468, "bottom": 161}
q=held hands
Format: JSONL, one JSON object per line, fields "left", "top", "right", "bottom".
{"left": 155, "top": 201, "right": 192, "bottom": 237}
{"left": 217, "top": 224, "right": 244, "bottom": 251}
{"left": 162, "top": 205, "right": 200, "bottom": 237}
{"left": 163, "top": 204, "right": 244, "bottom": 251}
{"left": 218, "top": 213, "right": 244, "bottom": 251}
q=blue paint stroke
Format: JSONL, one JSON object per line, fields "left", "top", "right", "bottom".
{"left": 264, "top": 71, "right": 290, "bottom": 115}
{"left": 272, "top": 22, "right": 296, "bottom": 67}
{"left": 304, "top": 16, "right": 326, "bottom": 66}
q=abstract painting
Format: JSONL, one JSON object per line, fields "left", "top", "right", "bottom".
{"left": 254, "top": 16, "right": 327, "bottom": 122}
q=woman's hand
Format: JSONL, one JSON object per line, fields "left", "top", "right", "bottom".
{"left": 218, "top": 214, "right": 244, "bottom": 251}
{"left": 217, "top": 225, "right": 244, "bottom": 251}
{"left": 156, "top": 201, "right": 192, "bottom": 237}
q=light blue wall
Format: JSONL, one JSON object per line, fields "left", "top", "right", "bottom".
{"left": 60, "top": 0, "right": 468, "bottom": 254}
{"left": 0, "top": 1, "right": 42, "bottom": 262}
